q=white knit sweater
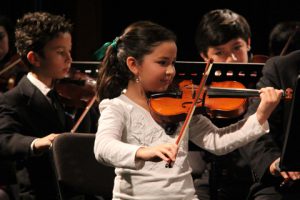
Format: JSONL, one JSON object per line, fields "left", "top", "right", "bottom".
{"left": 94, "top": 94, "right": 269, "bottom": 200}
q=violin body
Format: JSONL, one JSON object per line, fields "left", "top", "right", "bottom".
{"left": 55, "top": 69, "right": 96, "bottom": 108}
{"left": 149, "top": 80, "right": 248, "bottom": 123}
{"left": 149, "top": 89, "right": 205, "bottom": 123}
{"left": 204, "top": 81, "right": 247, "bottom": 118}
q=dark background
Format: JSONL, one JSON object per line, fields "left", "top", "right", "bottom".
{"left": 1, "top": 0, "right": 300, "bottom": 61}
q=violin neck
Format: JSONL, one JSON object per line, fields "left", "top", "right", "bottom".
{"left": 207, "top": 87, "right": 259, "bottom": 98}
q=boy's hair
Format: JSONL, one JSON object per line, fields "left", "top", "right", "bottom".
{"left": 195, "top": 9, "right": 251, "bottom": 56}
{"left": 15, "top": 12, "right": 72, "bottom": 68}
{"left": 269, "top": 21, "right": 300, "bottom": 56}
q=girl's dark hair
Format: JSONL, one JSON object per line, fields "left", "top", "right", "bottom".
{"left": 15, "top": 12, "right": 72, "bottom": 69}
{"left": 195, "top": 9, "right": 251, "bottom": 56}
{"left": 97, "top": 21, "right": 177, "bottom": 101}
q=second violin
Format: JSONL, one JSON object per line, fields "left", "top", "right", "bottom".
{"left": 55, "top": 69, "right": 97, "bottom": 108}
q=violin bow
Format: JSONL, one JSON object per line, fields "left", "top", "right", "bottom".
{"left": 166, "top": 58, "right": 214, "bottom": 168}
{"left": 0, "top": 58, "right": 22, "bottom": 76}
{"left": 70, "top": 95, "right": 97, "bottom": 133}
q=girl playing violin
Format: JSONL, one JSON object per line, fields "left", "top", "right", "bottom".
{"left": 93, "top": 20, "right": 282, "bottom": 200}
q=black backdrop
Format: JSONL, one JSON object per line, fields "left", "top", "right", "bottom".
{"left": 1, "top": 0, "right": 300, "bottom": 60}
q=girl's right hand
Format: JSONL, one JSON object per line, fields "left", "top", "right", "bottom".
{"left": 136, "top": 143, "right": 178, "bottom": 162}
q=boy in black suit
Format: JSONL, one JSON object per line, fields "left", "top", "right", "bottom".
{"left": 0, "top": 12, "right": 98, "bottom": 199}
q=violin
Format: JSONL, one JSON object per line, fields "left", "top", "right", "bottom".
{"left": 55, "top": 69, "right": 97, "bottom": 108}
{"left": 149, "top": 80, "right": 292, "bottom": 124}
{"left": 149, "top": 80, "right": 245, "bottom": 123}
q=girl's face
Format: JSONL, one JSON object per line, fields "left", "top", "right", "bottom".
{"left": 201, "top": 37, "right": 250, "bottom": 63}
{"left": 136, "top": 41, "right": 177, "bottom": 93}
{"left": 0, "top": 26, "right": 9, "bottom": 61}
{"left": 35, "top": 32, "right": 72, "bottom": 82}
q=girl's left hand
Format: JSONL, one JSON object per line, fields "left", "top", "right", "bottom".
{"left": 255, "top": 87, "right": 283, "bottom": 125}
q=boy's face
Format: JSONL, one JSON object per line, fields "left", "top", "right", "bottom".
{"left": 36, "top": 32, "right": 72, "bottom": 80}
{"left": 201, "top": 37, "right": 250, "bottom": 63}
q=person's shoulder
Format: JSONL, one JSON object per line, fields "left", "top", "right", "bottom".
{"left": 265, "top": 50, "right": 300, "bottom": 70}
{"left": 260, "top": 50, "right": 300, "bottom": 85}
{"left": 286, "top": 49, "right": 300, "bottom": 57}
{"left": 275, "top": 50, "right": 300, "bottom": 69}
{"left": 2, "top": 77, "right": 30, "bottom": 106}
{"left": 277, "top": 50, "right": 300, "bottom": 63}
{"left": 2, "top": 90, "right": 23, "bottom": 107}
{"left": 281, "top": 50, "right": 300, "bottom": 63}
{"left": 279, "top": 50, "right": 300, "bottom": 62}
{"left": 99, "top": 95, "right": 131, "bottom": 113}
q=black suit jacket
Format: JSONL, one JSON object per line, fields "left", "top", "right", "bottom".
{"left": 0, "top": 76, "right": 98, "bottom": 199}
{"left": 240, "top": 50, "right": 300, "bottom": 196}
{"left": 0, "top": 92, "right": 17, "bottom": 188}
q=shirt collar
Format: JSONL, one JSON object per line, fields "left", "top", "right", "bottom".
{"left": 27, "top": 72, "right": 52, "bottom": 96}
